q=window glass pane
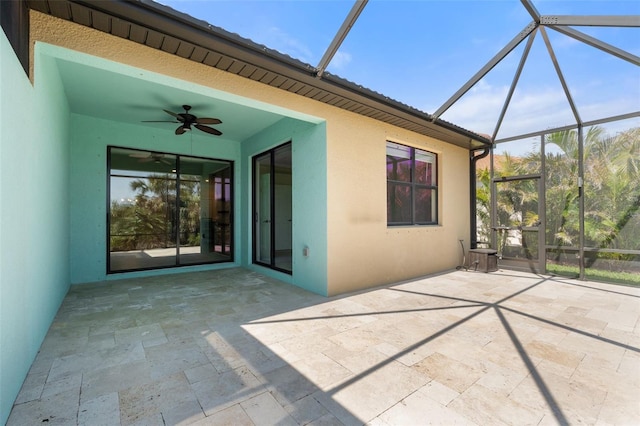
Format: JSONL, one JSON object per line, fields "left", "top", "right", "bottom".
{"left": 273, "top": 144, "right": 292, "bottom": 272}
{"left": 255, "top": 152, "right": 272, "bottom": 265}
{"left": 415, "top": 188, "right": 436, "bottom": 223}
{"left": 178, "top": 174, "right": 201, "bottom": 255}
{"left": 386, "top": 142, "right": 438, "bottom": 226}
{"left": 253, "top": 143, "right": 292, "bottom": 273}
{"left": 211, "top": 166, "right": 233, "bottom": 257}
{"left": 178, "top": 159, "right": 233, "bottom": 265}
{"left": 387, "top": 182, "right": 411, "bottom": 223}
{"left": 109, "top": 173, "right": 177, "bottom": 271}
{"left": 386, "top": 143, "right": 412, "bottom": 182}
{"left": 415, "top": 150, "right": 435, "bottom": 185}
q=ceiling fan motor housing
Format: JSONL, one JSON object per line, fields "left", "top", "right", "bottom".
{"left": 143, "top": 104, "right": 223, "bottom": 136}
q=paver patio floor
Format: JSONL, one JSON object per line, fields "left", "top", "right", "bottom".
{"left": 8, "top": 268, "right": 640, "bottom": 425}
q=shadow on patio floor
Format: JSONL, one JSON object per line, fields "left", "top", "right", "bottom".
{"left": 8, "top": 268, "right": 640, "bottom": 425}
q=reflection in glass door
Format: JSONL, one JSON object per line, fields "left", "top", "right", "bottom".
{"left": 209, "top": 166, "right": 232, "bottom": 256}
{"left": 253, "top": 143, "right": 292, "bottom": 273}
{"left": 492, "top": 175, "right": 544, "bottom": 273}
{"left": 255, "top": 152, "right": 272, "bottom": 265}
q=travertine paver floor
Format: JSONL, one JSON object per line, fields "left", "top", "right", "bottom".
{"left": 8, "top": 268, "right": 640, "bottom": 425}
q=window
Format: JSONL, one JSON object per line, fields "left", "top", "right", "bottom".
{"left": 386, "top": 142, "right": 437, "bottom": 225}
{"left": 108, "top": 147, "right": 233, "bottom": 272}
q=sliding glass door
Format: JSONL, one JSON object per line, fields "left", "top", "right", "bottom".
{"left": 253, "top": 143, "right": 292, "bottom": 273}
{"left": 108, "top": 147, "right": 233, "bottom": 272}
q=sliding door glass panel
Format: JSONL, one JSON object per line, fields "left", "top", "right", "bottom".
{"left": 109, "top": 147, "right": 233, "bottom": 272}
{"left": 255, "top": 152, "right": 272, "bottom": 265}
{"left": 211, "top": 165, "right": 232, "bottom": 257}
{"left": 253, "top": 143, "right": 292, "bottom": 273}
{"left": 273, "top": 144, "right": 292, "bottom": 272}
{"left": 109, "top": 149, "right": 177, "bottom": 271}
{"left": 178, "top": 170, "right": 202, "bottom": 263}
{"left": 178, "top": 158, "right": 233, "bottom": 265}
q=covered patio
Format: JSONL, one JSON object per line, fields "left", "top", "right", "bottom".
{"left": 8, "top": 268, "right": 639, "bottom": 425}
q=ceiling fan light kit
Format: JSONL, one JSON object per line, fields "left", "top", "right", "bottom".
{"left": 143, "top": 105, "right": 222, "bottom": 136}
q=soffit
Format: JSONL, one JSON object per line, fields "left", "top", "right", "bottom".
{"left": 26, "top": 0, "right": 491, "bottom": 150}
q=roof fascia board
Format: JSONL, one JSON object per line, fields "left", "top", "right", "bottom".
{"left": 319, "top": 73, "right": 489, "bottom": 145}
{"left": 76, "top": 0, "right": 318, "bottom": 74}
{"left": 72, "top": 0, "right": 432, "bottom": 119}
{"left": 431, "top": 118, "right": 489, "bottom": 147}
{"left": 1, "top": 0, "right": 30, "bottom": 75}
{"left": 118, "top": 0, "right": 447, "bottom": 131}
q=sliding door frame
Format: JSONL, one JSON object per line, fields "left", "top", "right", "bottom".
{"left": 252, "top": 141, "right": 293, "bottom": 274}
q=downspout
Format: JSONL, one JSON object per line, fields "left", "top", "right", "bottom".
{"left": 470, "top": 146, "right": 491, "bottom": 249}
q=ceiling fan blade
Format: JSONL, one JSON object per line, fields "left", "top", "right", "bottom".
{"left": 175, "top": 126, "right": 187, "bottom": 135}
{"left": 164, "top": 109, "right": 185, "bottom": 122}
{"left": 129, "top": 153, "right": 151, "bottom": 158}
{"left": 139, "top": 157, "right": 153, "bottom": 163}
{"left": 195, "top": 124, "right": 222, "bottom": 136}
{"left": 196, "top": 117, "right": 222, "bottom": 125}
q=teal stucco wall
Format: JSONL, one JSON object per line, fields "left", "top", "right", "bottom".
{"left": 0, "top": 38, "right": 71, "bottom": 423}
{"left": 1, "top": 35, "right": 329, "bottom": 422}
{"left": 241, "top": 118, "right": 328, "bottom": 296}
{"left": 69, "top": 114, "right": 243, "bottom": 284}
{"left": 70, "top": 113, "right": 329, "bottom": 296}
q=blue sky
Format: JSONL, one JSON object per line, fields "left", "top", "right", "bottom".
{"left": 156, "top": 0, "right": 639, "bottom": 139}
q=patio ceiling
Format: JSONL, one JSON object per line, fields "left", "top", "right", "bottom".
{"left": 52, "top": 55, "right": 294, "bottom": 142}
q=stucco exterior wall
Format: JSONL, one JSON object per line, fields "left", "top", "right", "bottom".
{"left": 30, "top": 11, "right": 470, "bottom": 297}
{"left": 326, "top": 118, "right": 470, "bottom": 295}
{"left": 68, "top": 113, "right": 243, "bottom": 284}
{"left": 1, "top": 27, "right": 71, "bottom": 425}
